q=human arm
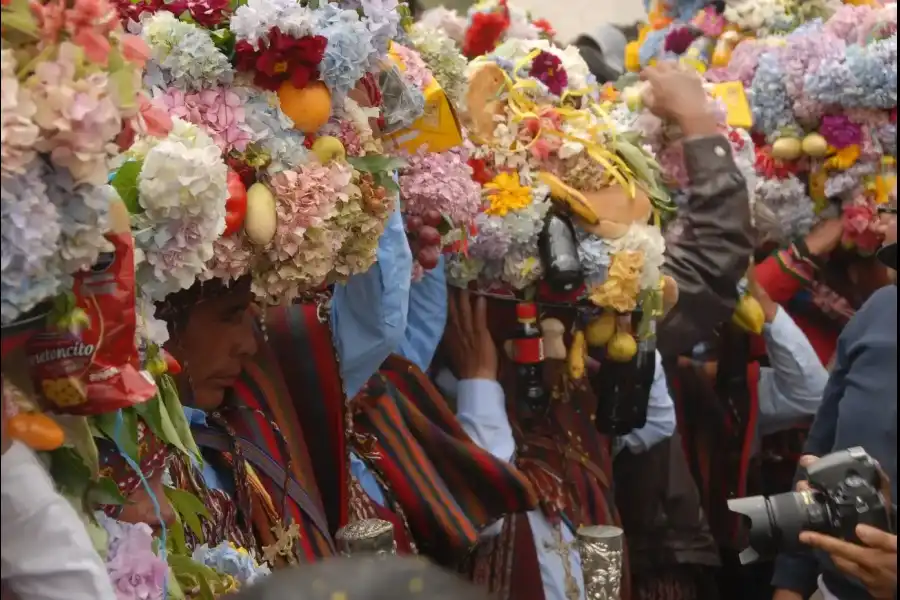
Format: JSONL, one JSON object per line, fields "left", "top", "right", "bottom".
{"left": 331, "top": 193, "right": 413, "bottom": 398}
{"left": 756, "top": 305, "right": 828, "bottom": 436}
{"left": 641, "top": 64, "right": 753, "bottom": 358}
{"left": 1, "top": 442, "right": 116, "bottom": 600}
{"left": 398, "top": 256, "right": 448, "bottom": 372}
{"left": 619, "top": 350, "right": 677, "bottom": 454}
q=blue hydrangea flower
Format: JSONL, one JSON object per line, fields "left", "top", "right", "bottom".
{"left": 805, "top": 35, "right": 898, "bottom": 109}
{"left": 1, "top": 160, "right": 67, "bottom": 325}
{"left": 192, "top": 542, "right": 271, "bottom": 586}
{"left": 315, "top": 4, "right": 378, "bottom": 103}
{"left": 749, "top": 51, "right": 799, "bottom": 137}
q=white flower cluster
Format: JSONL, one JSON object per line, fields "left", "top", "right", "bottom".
{"left": 609, "top": 223, "right": 667, "bottom": 290}
{"left": 230, "top": 0, "right": 317, "bottom": 48}
{"left": 129, "top": 118, "right": 228, "bottom": 300}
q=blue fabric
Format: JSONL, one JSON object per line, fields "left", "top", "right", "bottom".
{"left": 331, "top": 193, "right": 412, "bottom": 398}
{"left": 399, "top": 255, "right": 448, "bottom": 372}
{"left": 772, "top": 285, "right": 897, "bottom": 599}
{"left": 756, "top": 306, "right": 828, "bottom": 440}
{"left": 182, "top": 407, "right": 233, "bottom": 493}
{"left": 349, "top": 452, "right": 387, "bottom": 507}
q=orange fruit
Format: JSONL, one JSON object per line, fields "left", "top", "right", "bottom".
{"left": 277, "top": 81, "right": 333, "bottom": 134}
{"left": 8, "top": 413, "right": 65, "bottom": 451}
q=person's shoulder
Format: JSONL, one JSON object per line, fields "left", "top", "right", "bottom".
{"left": 856, "top": 285, "right": 897, "bottom": 322}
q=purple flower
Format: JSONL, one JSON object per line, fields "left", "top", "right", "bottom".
{"left": 529, "top": 51, "right": 568, "bottom": 97}
{"left": 99, "top": 515, "right": 168, "bottom": 600}
{"left": 819, "top": 114, "right": 863, "bottom": 149}
{"left": 663, "top": 26, "right": 696, "bottom": 55}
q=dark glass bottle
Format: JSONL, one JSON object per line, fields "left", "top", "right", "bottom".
{"left": 511, "top": 302, "right": 548, "bottom": 416}
{"left": 591, "top": 315, "right": 657, "bottom": 435}
{"left": 538, "top": 212, "right": 584, "bottom": 293}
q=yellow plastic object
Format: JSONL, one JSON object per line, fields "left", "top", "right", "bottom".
{"left": 709, "top": 82, "right": 753, "bottom": 130}
{"left": 384, "top": 43, "right": 463, "bottom": 153}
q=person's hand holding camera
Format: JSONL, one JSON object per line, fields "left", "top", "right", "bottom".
{"left": 799, "top": 525, "right": 897, "bottom": 599}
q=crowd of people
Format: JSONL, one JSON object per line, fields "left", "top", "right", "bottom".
{"left": 0, "top": 0, "right": 896, "bottom": 599}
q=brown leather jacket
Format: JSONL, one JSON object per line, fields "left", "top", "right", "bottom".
{"left": 658, "top": 135, "right": 753, "bottom": 358}
{"left": 616, "top": 135, "right": 753, "bottom": 579}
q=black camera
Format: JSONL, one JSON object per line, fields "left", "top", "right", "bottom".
{"left": 727, "top": 447, "right": 893, "bottom": 565}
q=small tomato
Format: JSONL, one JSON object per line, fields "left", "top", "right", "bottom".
{"left": 223, "top": 169, "right": 248, "bottom": 237}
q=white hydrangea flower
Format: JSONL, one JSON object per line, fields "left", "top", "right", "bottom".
{"left": 610, "top": 222, "right": 667, "bottom": 290}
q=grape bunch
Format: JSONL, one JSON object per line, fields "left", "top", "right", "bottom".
{"left": 405, "top": 209, "right": 444, "bottom": 270}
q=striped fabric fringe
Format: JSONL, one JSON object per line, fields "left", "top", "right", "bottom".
{"left": 369, "top": 355, "right": 540, "bottom": 565}
{"left": 222, "top": 325, "right": 335, "bottom": 561}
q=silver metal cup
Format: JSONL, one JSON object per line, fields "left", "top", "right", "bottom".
{"left": 335, "top": 519, "right": 397, "bottom": 557}
{"left": 576, "top": 525, "right": 624, "bottom": 600}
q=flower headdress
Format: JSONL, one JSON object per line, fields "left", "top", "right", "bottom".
{"left": 460, "top": 0, "right": 556, "bottom": 59}
{"left": 445, "top": 39, "right": 677, "bottom": 361}
{"left": 111, "top": 0, "right": 408, "bottom": 330}
{"left": 1, "top": 0, "right": 159, "bottom": 326}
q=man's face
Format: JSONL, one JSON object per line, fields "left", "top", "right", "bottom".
{"left": 167, "top": 288, "right": 258, "bottom": 411}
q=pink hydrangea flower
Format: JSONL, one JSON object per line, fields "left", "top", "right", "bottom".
{"left": 162, "top": 87, "right": 252, "bottom": 153}
{"left": 102, "top": 519, "right": 167, "bottom": 600}
{"left": 27, "top": 42, "right": 123, "bottom": 185}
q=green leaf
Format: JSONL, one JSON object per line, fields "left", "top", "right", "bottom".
{"left": 160, "top": 376, "right": 202, "bottom": 462}
{"left": 348, "top": 155, "right": 407, "bottom": 174}
{"left": 55, "top": 415, "right": 101, "bottom": 477}
{"left": 92, "top": 408, "right": 140, "bottom": 466}
{"left": 2, "top": 0, "right": 39, "bottom": 38}
{"left": 85, "top": 477, "right": 127, "bottom": 506}
{"left": 167, "top": 554, "right": 220, "bottom": 581}
{"left": 49, "top": 447, "right": 92, "bottom": 499}
{"left": 166, "top": 571, "right": 186, "bottom": 600}
{"left": 110, "top": 68, "right": 138, "bottom": 112}
{"left": 110, "top": 161, "right": 144, "bottom": 214}
{"left": 164, "top": 486, "right": 209, "bottom": 542}
{"left": 167, "top": 516, "right": 189, "bottom": 556}
{"left": 436, "top": 214, "right": 453, "bottom": 236}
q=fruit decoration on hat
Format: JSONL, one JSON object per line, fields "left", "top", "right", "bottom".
{"left": 444, "top": 37, "right": 678, "bottom": 371}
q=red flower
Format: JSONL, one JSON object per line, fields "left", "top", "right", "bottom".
{"left": 842, "top": 203, "right": 881, "bottom": 255}
{"left": 727, "top": 129, "right": 745, "bottom": 151}
{"left": 235, "top": 29, "right": 327, "bottom": 91}
{"left": 664, "top": 26, "right": 697, "bottom": 54}
{"left": 532, "top": 18, "right": 556, "bottom": 39}
{"left": 463, "top": 11, "right": 510, "bottom": 59}
{"left": 468, "top": 158, "right": 494, "bottom": 185}
{"left": 185, "top": 0, "right": 229, "bottom": 27}
{"left": 754, "top": 146, "right": 800, "bottom": 179}
{"left": 529, "top": 51, "right": 568, "bottom": 96}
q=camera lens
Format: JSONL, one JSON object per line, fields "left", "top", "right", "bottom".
{"left": 727, "top": 490, "right": 830, "bottom": 564}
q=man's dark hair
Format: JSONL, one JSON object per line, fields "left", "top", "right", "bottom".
{"left": 229, "top": 556, "right": 492, "bottom": 600}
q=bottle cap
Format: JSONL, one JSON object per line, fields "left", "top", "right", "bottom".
{"left": 516, "top": 302, "right": 538, "bottom": 320}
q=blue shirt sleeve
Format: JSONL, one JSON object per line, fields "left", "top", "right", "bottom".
{"left": 331, "top": 193, "right": 412, "bottom": 398}
{"left": 757, "top": 306, "right": 828, "bottom": 437}
{"left": 349, "top": 452, "right": 388, "bottom": 507}
{"left": 399, "top": 255, "right": 448, "bottom": 372}
{"left": 619, "top": 350, "right": 677, "bottom": 454}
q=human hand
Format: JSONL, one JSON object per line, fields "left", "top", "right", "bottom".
{"left": 799, "top": 525, "right": 897, "bottom": 599}
{"left": 444, "top": 289, "right": 498, "bottom": 381}
{"left": 803, "top": 219, "right": 845, "bottom": 259}
{"left": 747, "top": 264, "right": 778, "bottom": 323}
{"left": 795, "top": 454, "right": 819, "bottom": 492}
{"left": 639, "top": 61, "right": 716, "bottom": 135}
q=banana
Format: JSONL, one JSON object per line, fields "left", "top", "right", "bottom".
{"left": 568, "top": 330, "right": 587, "bottom": 381}
{"left": 537, "top": 171, "right": 600, "bottom": 225}
{"left": 731, "top": 294, "right": 766, "bottom": 335}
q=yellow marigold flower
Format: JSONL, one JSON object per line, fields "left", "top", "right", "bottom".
{"left": 484, "top": 172, "right": 533, "bottom": 217}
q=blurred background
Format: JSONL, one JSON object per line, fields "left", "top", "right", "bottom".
{"left": 418, "top": 0, "right": 648, "bottom": 42}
